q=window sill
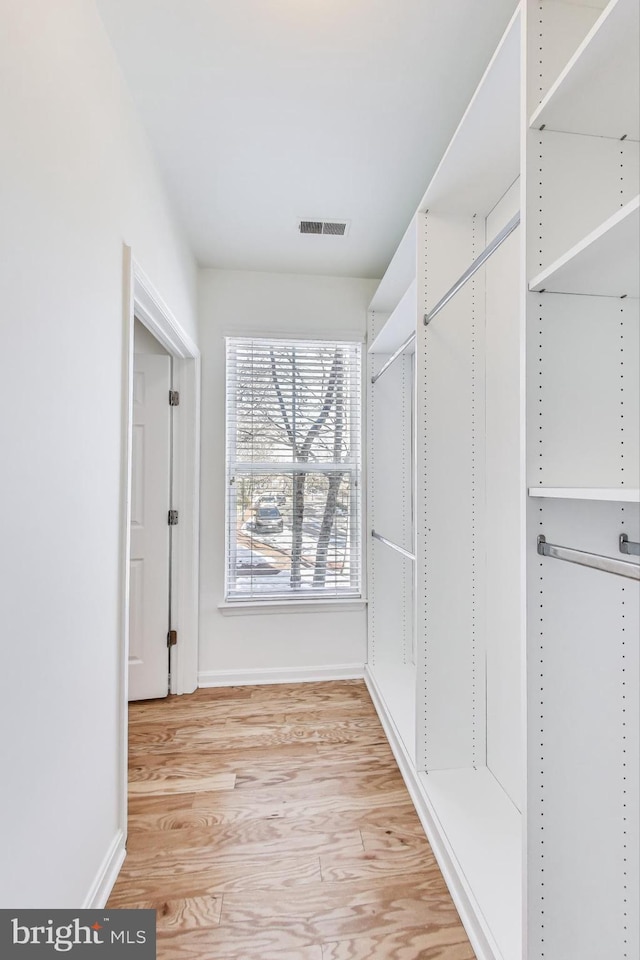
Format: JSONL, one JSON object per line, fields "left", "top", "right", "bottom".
{"left": 218, "top": 598, "right": 367, "bottom": 617}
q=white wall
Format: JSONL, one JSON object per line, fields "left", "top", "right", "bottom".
{"left": 0, "top": 0, "right": 197, "bottom": 907}
{"left": 198, "top": 268, "right": 376, "bottom": 682}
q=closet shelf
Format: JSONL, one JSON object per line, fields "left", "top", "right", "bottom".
{"left": 370, "top": 4, "right": 521, "bottom": 320}
{"left": 419, "top": 7, "right": 520, "bottom": 217}
{"left": 530, "top": 0, "right": 640, "bottom": 140}
{"left": 529, "top": 195, "right": 640, "bottom": 297}
{"left": 528, "top": 487, "right": 640, "bottom": 503}
{"left": 418, "top": 768, "right": 521, "bottom": 960}
{"left": 369, "top": 279, "right": 417, "bottom": 355}
{"left": 369, "top": 218, "right": 416, "bottom": 315}
{"left": 367, "top": 662, "right": 416, "bottom": 760}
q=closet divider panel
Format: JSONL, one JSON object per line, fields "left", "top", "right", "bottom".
{"left": 484, "top": 181, "right": 525, "bottom": 812}
{"left": 416, "top": 212, "right": 487, "bottom": 772}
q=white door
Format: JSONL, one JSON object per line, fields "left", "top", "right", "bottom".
{"left": 128, "top": 352, "right": 172, "bottom": 701}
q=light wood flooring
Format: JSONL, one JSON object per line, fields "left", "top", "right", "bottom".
{"left": 108, "top": 680, "right": 475, "bottom": 960}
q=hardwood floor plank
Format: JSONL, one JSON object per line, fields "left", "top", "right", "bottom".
{"left": 220, "top": 873, "right": 454, "bottom": 923}
{"left": 125, "top": 823, "right": 365, "bottom": 861}
{"left": 128, "top": 793, "right": 198, "bottom": 816}
{"left": 109, "top": 856, "right": 322, "bottom": 902}
{"left": 189, "top": 785, "right": 412, "bottom": 820}
{"left": 319, "top": 847, "right": 439, "bottom": 883}
{"left": 157, "top": 935, "right": 324, "bottom": 960}
{"left": 230, "top": 756, "right": 405, "bottom": 793}
{"left": 109, "top": 680, "right": 474, "bottom": 960}
{"left": 128, "top": 797, "right": 417, "bottom": 833}
{"left": 155, "top": 923, "right": 326, "bottom": 955}
{"left": 321, "top": 928, "right": 476, "bottom": 960}
{"left": 187, "top": 717, "right": 386, "bottom": 749}
{"left": 116, "top": 895, "right": 223, "bottom": 932}
{"left": 361, "top": 823, "right": 434, "bottom": 853}
{"left": 128, "top": 773, "right": 236, "bottom": 796}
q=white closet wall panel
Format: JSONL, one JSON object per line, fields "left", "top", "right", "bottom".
{"left": 419, "top": 247, "right": 487, "bottom": 771}
{"left": 528, "top": 0, "right": 608, "bottom": 112}
{"left": 367, "top": 316, "right": 416, "bottom": 759}
{"left": 526, "top": 496, "right": 639, "bottom": 960}
{"left": 530, "top": 131, "right": 639, "bottom": 275}
{"left": 369, "top": 356, "right": 413, "bottom": 551}
{"left": 422, "top": 213, "right": 486, "bottom": 313}
{"left": 369, "top": 542, "right": 413, "bottom": 665}
{"left": 486, "top": 177, "right": 520, "bottom": 240}
{"left": 484, "top": 197, "right": 524, "bottom": 810}
{"left": 528, "top": 294, "right": 640, "bottom": 489}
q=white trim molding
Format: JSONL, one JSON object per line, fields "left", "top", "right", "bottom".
{"left": 199, "top": 664, "right": 365, "bottom": 687}
{"left": 217, "top": 599, "right": 366, "bottom": 616}
{"left": 82, "top": 830, "right": 126, "bottom": 910}
{"left": 118, "top": 245, "right": 201, "bottom": 866}
{"left": 364, "top": 666, "right": 500, "bottom": 960}
{"left": 133, "top": 262, "right": 199, "bottom": 359}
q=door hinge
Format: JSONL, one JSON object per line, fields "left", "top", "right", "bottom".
{"left": 169, "top": 390, "right": 180, "bottom": 406}
{"left": 167, "top": 629, "right": 177, "bottom": 647}
{"left": 168, "top": 509, "right": 179, "bottom": 526}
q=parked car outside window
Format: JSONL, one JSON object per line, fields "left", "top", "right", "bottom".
{"left": 253, "top": 504, "right": 284, "bottom": 533}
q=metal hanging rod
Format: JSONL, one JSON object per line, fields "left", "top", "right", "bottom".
{"left": 620, "top": 533, "right": 640, "bottom": 557}
{"left": 372, "top": 530, "right": 415, "bottom": 562}
{"left": 371, "top": 331, "right": 416, "bottom": 384}
{"left": 424, "top": 212, "right": 521, "bottom": 326}
{"left": 537, "top": 535, "right": 640, "bottom": 581}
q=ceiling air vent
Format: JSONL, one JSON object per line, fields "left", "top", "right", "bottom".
{"left": 299, "top": 219, "right": 350, "bottom": 236}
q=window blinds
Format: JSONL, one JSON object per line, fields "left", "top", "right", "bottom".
{"left": 225, "top": 337, "right": 362, "bottom": 601}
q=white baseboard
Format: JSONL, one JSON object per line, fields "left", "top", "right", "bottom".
{"left": 82, "top": 830, "right": 126, "bottom": 909}
{"left": 364, "top": 667, "right": 501, "bottom": 960}
{"left": 198, "top": 664, "right": 365, "bottom": 687}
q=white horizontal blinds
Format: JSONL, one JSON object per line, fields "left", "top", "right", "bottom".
{"left": 226, "top": 337, "right": 362, "bottom": 600}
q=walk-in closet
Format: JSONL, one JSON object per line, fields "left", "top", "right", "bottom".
{"left": 365, "top": 2, "right": 639, "bottom": 958}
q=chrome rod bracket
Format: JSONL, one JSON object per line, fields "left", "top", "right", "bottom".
{"left": 620, "top": 533, "right": 640, "bottom": 557}
{"left": 538, "top": 534, "right": 640, "bottom": 581}
{"left": 424, "top": 212, "right": 520, "bottom": 326}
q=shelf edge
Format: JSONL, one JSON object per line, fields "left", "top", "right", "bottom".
{"left": 528, "top": 487, "right": 640, "bottom": 503}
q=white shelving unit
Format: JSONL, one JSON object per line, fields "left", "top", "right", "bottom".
{"left": 525, "top": 5, "right": 639, "bottom": 957}
{"left": 366, "top": 2, "right": 639, "bottom": 959}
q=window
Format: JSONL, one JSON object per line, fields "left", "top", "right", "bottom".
{"left": 225, "top": 337, "right": 362, "bottom": 601}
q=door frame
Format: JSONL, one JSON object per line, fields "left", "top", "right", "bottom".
{"left": 118, "top": 245, "right": 201, "bottom": 840}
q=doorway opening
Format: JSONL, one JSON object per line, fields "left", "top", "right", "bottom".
{"left": 119, "top": 247, "right": 201, "bottom": 843}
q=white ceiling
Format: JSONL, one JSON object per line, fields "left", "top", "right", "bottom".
{"left": 96, "top": 0, "right": 517, "bottom": 279}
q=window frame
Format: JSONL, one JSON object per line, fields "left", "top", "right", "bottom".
{"left": 224, "top": 335, "right": 363, "bottom": 604}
